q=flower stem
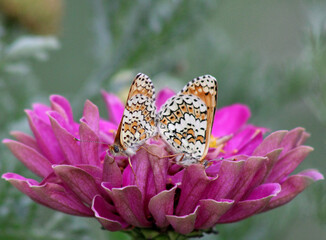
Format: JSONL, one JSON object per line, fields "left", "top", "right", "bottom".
{"left": 124, "top": 227, "right": 218, "bottom": 240}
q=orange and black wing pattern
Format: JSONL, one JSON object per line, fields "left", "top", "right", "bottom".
{"left": 158, "top": 75, "right": 218, "bottom": 165}
{"left": 113, "top": 73, "right": 157, "bottom": 156}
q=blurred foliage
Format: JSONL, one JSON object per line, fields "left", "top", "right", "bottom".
{"left": 70, "top": 0, "right": 218, "bottom": 111}
{"left": 0, "top": 15, "right": 61, "bottom": 239}
{"left": 1, "top": 0, "right": 326, "bottom": 239}
{"left": 305, "top": 6, "right": 326, "bottom": 128}
{"left": 0, "top": 0, "right": 62, "bottom": 35}
{"left": 0, "top": 24, "right": 59, "bottom": 129}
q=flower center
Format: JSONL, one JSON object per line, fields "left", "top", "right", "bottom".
{"left": 209, "top": 134, "right": 232, "bottom": 149}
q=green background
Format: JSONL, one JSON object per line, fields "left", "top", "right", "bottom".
{"left": 1, "top": 0, "right": 325, "bottom": 239}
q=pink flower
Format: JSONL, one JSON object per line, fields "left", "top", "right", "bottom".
{"left": 2, "top": 89, "right": 323, "bottom": 238}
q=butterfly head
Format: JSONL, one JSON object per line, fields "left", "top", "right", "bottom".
{"left": 109, "top": 144, "right": 124, "bottom": 156}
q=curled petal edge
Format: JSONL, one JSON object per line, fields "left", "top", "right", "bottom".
{"left": 92, "top": 195, "right": 129, "bottom": 231}
{"left": 2, "top": 172, "right": 93, "bottom": 216}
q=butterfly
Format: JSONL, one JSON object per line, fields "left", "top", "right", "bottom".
{"left": 110, "top": 73, "right": 218, "bottom": 166}
{"left": 109, "top": 73, "right": 157, "bottom": 157}
{"left": 158, "top": 75, "right": 218, "bottom": 165}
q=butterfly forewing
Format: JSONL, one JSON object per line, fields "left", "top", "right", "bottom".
{"left": 158, "top": 75, "right": 218, "bottom": 165}
{"left": 114, "top": 73, "right": 157, "bottom": 155}
{"left": 126, "top": 73, "right": 156, "bottom": 100}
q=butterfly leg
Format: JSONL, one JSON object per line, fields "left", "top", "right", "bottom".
{"left": 173, "top": 153, "right": 185, "bottom": 164}
{"left": 136, "top": 146, "right": 158, "bottom": 157}
{"left": 137, "top": 146, "right": 184, "bottom": 160}
{"left": 128, "top": 156, "right": 137, "bottom": 183}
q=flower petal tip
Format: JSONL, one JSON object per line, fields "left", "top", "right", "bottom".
{"left": 2, "top": 138, "right": 11, "bottom": 144}
{"left": 300, "top": 169, "right": 324, "bottom": 181}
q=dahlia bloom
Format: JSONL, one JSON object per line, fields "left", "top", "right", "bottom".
{"left": 2, "top": 88, "right": 323, "bottom": 238}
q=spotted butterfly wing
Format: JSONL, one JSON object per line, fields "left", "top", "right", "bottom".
{"left": 111, "top": 73, "right": 157, "bottom": 156}
{"left": 158, "top": 75, "right": 218, "bottom": 166}
{"left": 180, "top": 75, "right": 218, "bottom": 157}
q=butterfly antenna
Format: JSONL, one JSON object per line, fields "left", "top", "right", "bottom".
{"left": 203, "top": 157, "right": 225, "bottom": 167}
{"left": 203, "top": 160, "right": 213, "bottom": 168}
{"left": 73, "top": 137, "right": 108, "bottom": 145}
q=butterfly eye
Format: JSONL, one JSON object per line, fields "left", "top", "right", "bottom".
{"left": 113, "top": 145, "right": 120, "bottom": 153}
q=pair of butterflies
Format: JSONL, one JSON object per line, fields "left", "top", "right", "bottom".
{"left": 109, "top": 73, "right": 218, "bottom": 166}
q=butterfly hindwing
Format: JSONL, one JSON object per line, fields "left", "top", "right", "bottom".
{"left": 181, "top": 75, "right": 218, "bottom": 159}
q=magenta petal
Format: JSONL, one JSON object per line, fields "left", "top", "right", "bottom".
{"left": 122, "top": 148, "right": 151, "bottom": 190}
{"left": 297, "top": 131, "right": 310, "bottom": 146}
{"left": 148, "top": 186, "right": 177, "bottom": 228}
{"left": 102, "top": 155, "right": 122, "bottom": 188}
{"left": 156, "top": 88, "right": 175, "bottom": 111}
{"left": 228, "top": 157, "right": 268, "bottom": 202}
{"left": 247, "top": 124, "right": 270, "bottom": 134}
{"left": 47, "top": 111, "right": 72, "bottom": 132}
{"left": 219, "top": 183, "right": 281, "bottom": 223}
{"left": 132, "top": 147, "right": 153, "bottom": 194}
{"left": 2, "top": 173, "right": 38, "bottom": 199}
{"left": 253, "top": 130, "right": 287, "bottom": 156}
{"left": 212, "top": 104, "right": 251, "bottom": 137}
{"left": 48, "top": 113, "right": 81, "bottom": 165}
{"left": 104, "top": 186, "right": 151, "bottom": 227}
{"left": 99, "top": 119, "right": 117, "bottom": 132}
{"left": 76, "top": 165, "right": 102, "bottom": 180}
{"left": 246, "top": 183, "right": 281, "bottom": 200}
{"left": 237, "top": 130, "right": 263, "bottom": 156}
{"left": 92, "top": 195, "right": 129, "bottom": 231}
{"left": 205, "top": 160, "right": 244, "bottom": 200}
{"left": 31, "top": 183, "right": 93, "bottom": 216}
{"left": 266, "top": 169, "right": 324, "bottom": 210}
{"left": 279, "top": 127, "right": 306, "bottom": 157}
{"left": 223, "top": 126, "right": 258, "bottom": 152}
{"left": 262, "top": 149, "right": 283, "bottom": 182}
{"left": 267, "top": 146, "right": 313, "bottom": 183}
{"left": 82, "top": 100, "right": 99, "bottom": 134}
{"left": 53, "top": 165, "right": 100, "bottom": 205}
{"left": 50, "top": 95, "right": 74, "bottom": 124}
{"left": 175, "top": 164, "right": 211, "bottom": 216}
{"left": 79, "top": 122, "right": 100, "bottom": 166}
{"left": 25, "top": 109, "right": 65, "bottom": 163}
{"left": 3, "top": 139, "right": 52, "bottom": 178}
{"left": 99, "top": 120, "right": 117, "bottom": 144}
{"left": 10, "top": 131, "right": 40, "bottom": 151}
{"left": 32, "top": 103, "right": 51, "bottom": 124}
{"left": 167, "top": 206, "right": 199, "bottom": 235}
{"left": 101, "top": 90, "right": 124, "bottom": 125}
{"left": 242, "top": 156, "right": 270, "bottom": 194}
{"left": 195, "top": 199, "right": 234, "bottom": 229}
{"left": 123, "top": 145, "right": 169, "bottom": 207}
{"left": 147, "top": 145, "right": 170, "bottom": 193}
{"left": 2, "top": 173, "right": 93, "bottom": 216}
{"left": 168, "top": 169, "right": 184, "bottom": 185}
